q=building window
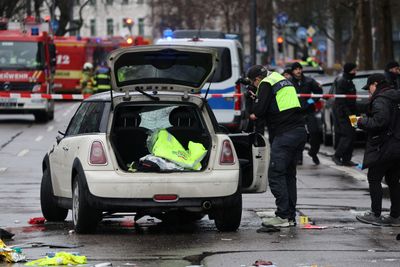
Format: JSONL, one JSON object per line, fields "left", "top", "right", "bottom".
{"left": 107, "top": 19, "right": 114, "bottom": 36}
{"left": 122, "top": 0, "right": 129, "bottom": 4}
{"left": 137, "top": 0, "right": 144, "bottom": 4}
{"left": 106, "top": 0, "right": 113, "bottom": 5}
{"left": 90, "top": 19, "right": 96, "bottom": 36}
{"left": 138, "top": 18, "right": 144, "bottom": 36}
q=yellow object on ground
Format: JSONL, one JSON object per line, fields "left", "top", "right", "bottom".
{"left": 25, "top": 252, "right": 86, "bottom": 266}
{"left": 0, "top": 240, "right": 26, "bottom": 263}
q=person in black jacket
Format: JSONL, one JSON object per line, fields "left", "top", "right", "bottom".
{"left": 384, "top": 61, "right": 400, "bottom": 90}
{"left": 355, "top": 74, "right": 400, "bottom": 226}
{"left": 247, "top": 65, "right": 306, "bottom": 228}
{"left": 332, "top": 62, "right": 358, "bottom": 166}
{"left": 290, "top": 62, "right": 323, "bottom": 165}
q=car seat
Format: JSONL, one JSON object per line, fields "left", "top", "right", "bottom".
{"left": 113, "top": 112, "right": 149, "bottom": 168}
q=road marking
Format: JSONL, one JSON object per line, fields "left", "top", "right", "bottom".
{"left": 47, "top": 126, "right": 54, "bottom": 132}
{"left": 0, "top": 167, "right": 7, "bottom": 172}
{"left": 35, "top": 135, "right": 43, "bottom": 142}
{"left": 17, "top": 149, "right": 29, "bottom": 157}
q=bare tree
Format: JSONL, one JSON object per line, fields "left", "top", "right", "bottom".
{"left": 0, "top": 0, "right": 25, "bottom": 19}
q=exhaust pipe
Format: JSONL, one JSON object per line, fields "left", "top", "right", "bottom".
{"left": 202, "top": 201, "right": 212, "bottom": 210}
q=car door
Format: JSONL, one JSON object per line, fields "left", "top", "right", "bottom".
{"left": 50, "top": 102, "right": 89, "bottom": 197}
{"left": 229, "top": 132, "right": 269, "bottom": 193}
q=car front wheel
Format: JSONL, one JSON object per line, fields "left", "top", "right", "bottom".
{"left": 72, "top": 175, "right": 101, "bottom": 234}
{"left": 214, "top": 193, "right": 242, "bottom": 232}
{"left": 40, "top": 168, "right": 68, "bottom": 221}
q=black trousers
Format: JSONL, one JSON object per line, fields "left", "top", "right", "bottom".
{"left": 334, "top": 117, "right": 355, "bottom": 162}
{"left": 268, "top": 127, "right": 307, "bottom": 219}
{"left": 368, "top": 163, "right": 400, "bottom": 218}
{"left": 297, "top": 113, "right": 321, "bottom": 161}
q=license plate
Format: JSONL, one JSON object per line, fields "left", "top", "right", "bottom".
{"left": 0, "top": 97, "right": 17, "bottom": 107}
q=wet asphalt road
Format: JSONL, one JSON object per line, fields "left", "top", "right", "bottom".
{"left": 0, "top": 102, "right": 399, "bottom": 267}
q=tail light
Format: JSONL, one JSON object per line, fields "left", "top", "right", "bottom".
{"left": 234, "top": 84, "right": 242, "bottom": 111}
{"left": 89, "top": 141, "right": 107, "bottom": 165}
{"left": 220, "top": 140, "right": 235, "bottom": 164}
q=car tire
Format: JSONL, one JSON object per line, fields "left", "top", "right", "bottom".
{"left": 72, "top": 175, "right": 101, "bottom": 234}
{"left": 40, "top": 168, "right": 68, "bottom": 221}
{"left": 214, "top": 193, "right": 242, "bottom": 232}
{"left": 34, "top": 110, "right": 51, "bottom": 123}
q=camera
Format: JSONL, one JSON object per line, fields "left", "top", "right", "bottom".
{"left": 235, "top": 78, "right": 257, "bottom": 99}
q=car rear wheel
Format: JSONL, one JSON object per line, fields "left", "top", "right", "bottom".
{"left": 40, "top": 168, "right": 68, "bottom": 221}
{"left": 72, "top": 176, "right": 101, "bottom": 234}
{"left": 214, "top": 193, "right": 242, "bottom": 232}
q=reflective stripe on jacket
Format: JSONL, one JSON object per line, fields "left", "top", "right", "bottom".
{"left": 258, "top": 72, "right": 300, "bottom": 112}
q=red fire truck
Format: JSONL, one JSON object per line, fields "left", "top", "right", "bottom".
{"left": 0, "top": 18, "right": 56, "bottom": 122}
{"left": 53, "top": 36, "right": 151, "bottom": 93}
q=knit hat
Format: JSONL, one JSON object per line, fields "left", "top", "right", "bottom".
{"left": 343, "top": 62, "right": 357, "bottom": 74}
{"left": 291, "top": 62, "right": 303, "bottom": 71}
{"left": 246, "top": 65, "right": 268, "bottom": 80}
{"left": 385, "top": 61, "right": 399, "bottom": 71}
{"left": 362, "top": 73, "right": 386, "bottom": 90}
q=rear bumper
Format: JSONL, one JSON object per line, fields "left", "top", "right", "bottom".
{"left": 82, "top": 169, "right": 240, "bottom": 212}
{"left": 84, "top": 169, "right": 239, "bottom": 198}
{"left": 0, "top": 97, "right": 52, "bottom": 112}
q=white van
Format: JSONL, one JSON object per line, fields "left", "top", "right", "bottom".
{"left": 156, "top": 37, "right": 248, "bottom": 132}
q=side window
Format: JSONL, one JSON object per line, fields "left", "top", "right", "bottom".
{"left": 78, "top": 102, "right": 105, "bottom": 134}
{"left": 207, "top": 47, "right": 232, "bottom": 83}
{"left": 65, "top": 103, "right": 89, "bottom": 136}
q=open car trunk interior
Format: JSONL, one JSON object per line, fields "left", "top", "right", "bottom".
{"left": 110, "top": 102, "right": 212, "bottom": 172}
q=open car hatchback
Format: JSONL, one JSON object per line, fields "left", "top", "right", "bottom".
{"left": 41, "top": 45, "right": 269, "bottom": 233}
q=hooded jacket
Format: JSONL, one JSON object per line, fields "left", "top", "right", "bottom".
{"left": 357, "top": 84, "right": 400, "bottom": 168}
{"left": 332, "top": 72, "right": 357, "bottom": 116}
{"left": 290, "top": 74, "right": 322, "bottom": 114}
{"left": 384, "top": 70, "right": 400, "bottom": 90}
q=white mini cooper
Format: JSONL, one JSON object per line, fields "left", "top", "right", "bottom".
{"left": 40, "top": 45, "right": 269, "bottom": 233}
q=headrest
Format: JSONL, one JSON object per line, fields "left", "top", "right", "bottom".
{"left": 169, "top": 107, "right": 197, "bottom": 127}
{"left": 118, "top": 113, "right": 141, "bottom": 127}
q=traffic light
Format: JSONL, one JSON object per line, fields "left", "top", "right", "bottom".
{"left": 307, "top": 36, "right": 313, "bottom": 47}
{"left": 123, "top": 18, "right": 134, "bottom": 32}
{"left": 277, "top": 36, "right": 284, "bottom": 53}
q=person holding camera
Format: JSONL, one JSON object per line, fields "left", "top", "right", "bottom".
{"left": 247, "top": 65, "right": 306, "bottom": 227}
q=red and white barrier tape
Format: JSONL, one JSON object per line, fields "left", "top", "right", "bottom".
{"left": 0, "top": 92, "right": 369, "bottom": 100}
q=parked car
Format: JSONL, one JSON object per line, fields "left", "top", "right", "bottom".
{"left": 40, "top": 45, "right": 269, "bottom": 234}
{"left": 321, "top": 70, "right": 383, "bottom": 147}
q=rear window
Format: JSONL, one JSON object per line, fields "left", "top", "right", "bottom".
{"left": 352, "top": 76, "right": 368, "bottom": 92}
{"left": 207, "top": 47, "right": 232, "bottom": 82}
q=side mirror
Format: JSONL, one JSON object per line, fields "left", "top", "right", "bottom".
{"left": 56, "top": 131, "right": 65, "bottom": 144}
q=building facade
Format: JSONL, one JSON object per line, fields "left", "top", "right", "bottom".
{"left": 73, "top": 0, "right": 152, "bottom": 39}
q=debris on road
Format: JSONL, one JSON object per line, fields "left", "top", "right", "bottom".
{"left": 252, "top": 259, "right": 277, "bottom": 266}
{"left": 25, "top": 251, "right": 87, "bottom": 266}
{"left": 396, "top": 234, "right": 400, "bottom": 241}
{"left": 0, "top": 240, "right": 26, "bottom": 263}
{"left": 256, "top": 226, "right": 280, "bottom": 233}
{"left": 0, "top": 228, "right": 14, "bottom": 240}
{"left": 28, "top": 217, "right": 46, "bottom": 225}
{"left": 301, "top": 224, "right": 328, "bottom": 230}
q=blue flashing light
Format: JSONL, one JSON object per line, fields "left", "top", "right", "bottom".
{"left": 96, "top": 38, "right": 101, "bottom": 43}
{"left": 163, "top": 28, "right": 173, "bottom": 39}
{"left": 31, "top": 27, "right": 39, "bottom": 36}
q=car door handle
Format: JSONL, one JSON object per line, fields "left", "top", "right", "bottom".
{"left": 62, "top": 146, "right": 69, "bottom": 151}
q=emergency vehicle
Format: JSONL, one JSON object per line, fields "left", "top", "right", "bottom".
{"left": 54, "top": 36, "right": 151, "bottom": 93}
{"left": 0, "top": 17, "right": 56, "bottom": 122}
{"left": 157, "top": 34, "right": 248, "bottom": 132}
